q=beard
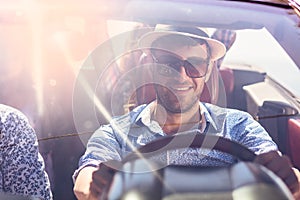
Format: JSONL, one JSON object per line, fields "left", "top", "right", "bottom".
{"left": 155, "top": 86, "right": 199, "bottom": 114}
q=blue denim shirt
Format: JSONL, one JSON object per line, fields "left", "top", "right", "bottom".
{"left": 73, "top": 102, "right": 277, "bottom": 179}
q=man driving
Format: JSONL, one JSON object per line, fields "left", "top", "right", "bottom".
{"left": 73, "top": 24, "right": 300, "bottom": 200}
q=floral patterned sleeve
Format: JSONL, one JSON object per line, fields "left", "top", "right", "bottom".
{"left": 0, "top": 104, "right": 52, "bottom": 200}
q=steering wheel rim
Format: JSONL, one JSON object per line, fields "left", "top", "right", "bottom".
{"left": 122, "top": 133, "right": 256, "bottom": 163}
{"left": 108, "top": 135, "right": 295, "bottom": 200}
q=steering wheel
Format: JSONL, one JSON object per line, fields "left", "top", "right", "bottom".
{"left": 122, "top": 132, "right": 256, "bottom": 163}
{"left": 107, "top": 133, "right": 294, "bottom": 200}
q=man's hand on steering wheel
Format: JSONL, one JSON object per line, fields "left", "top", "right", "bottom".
{"left": 255, "top": 151, "right": 300, "bottom": 199}
{"left": 74, "top": 161, "right": 121, "bottom": 200}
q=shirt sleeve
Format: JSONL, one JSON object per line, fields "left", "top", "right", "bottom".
{"left": 72, "top": 124, "right": 123, "bottom": 181}
{"left": 0, "top": 106, "right": 52, "bottom": 200}
{"left": 228, "top": 110, "right": 278, "bottom": 155}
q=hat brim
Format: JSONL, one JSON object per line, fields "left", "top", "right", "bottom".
{"left": 138, "top": 31, "right": 226, "bottom": 61}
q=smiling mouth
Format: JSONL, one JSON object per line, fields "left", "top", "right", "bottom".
{"left": 171, "top": 86, "right": 193, "bottom": 91}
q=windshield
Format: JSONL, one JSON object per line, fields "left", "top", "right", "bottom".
{"left": 223, "top": 28, "right": 300, "bottom": 98}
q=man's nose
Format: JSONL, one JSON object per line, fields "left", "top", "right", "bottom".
{"left": 176, "top": 65, "right": 190, "bottom": 80}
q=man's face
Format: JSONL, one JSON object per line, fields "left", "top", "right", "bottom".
{"left": 152, "top": 42, "right": 210, "bottom": 113}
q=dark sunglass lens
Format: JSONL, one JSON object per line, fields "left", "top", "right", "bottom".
{"left": 157, "top": 65, "right": 174, "bottom": 76}
{"left": 185, "top": 59, "right": 208, "bottom": 78}
{"left": 154, "top": 54, "right": 208, "bottom": 78}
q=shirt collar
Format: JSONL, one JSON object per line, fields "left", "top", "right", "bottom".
{"left": 134, "top": 101, "right": 155, "bottom": 126}
{"left": 200, "top": 102, "right": 218, "bottom": 131}
{"left": 133, "top": 101, "right": 219, "bottom": 133}
{"left": 132, "top": 102, "right": 163, "bottom": 134}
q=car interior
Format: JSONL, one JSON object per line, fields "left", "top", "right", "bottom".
{"left": 1, "top": 1, "right": 299, "bottom": 199}
{"left": 99, "top": 29, "right": 300, "bottom": 199}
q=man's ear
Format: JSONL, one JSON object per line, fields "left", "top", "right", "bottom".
{"left": 204, "top": 61, "right": 215, "bottom": 82}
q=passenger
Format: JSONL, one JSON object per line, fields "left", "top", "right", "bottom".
{"left": 73, "top": 25, "right": 300, "bottom": 200}
{"left": 0, "top": 104, "right": 52, "bottom": 199}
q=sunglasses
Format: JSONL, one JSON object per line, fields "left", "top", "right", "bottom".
{"left": 152, "top": 54, "right": 209, "bottom": 78}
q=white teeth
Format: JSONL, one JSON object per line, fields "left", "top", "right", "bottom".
{"left": 172, "top": 86, "right": 191, "bottom": 91}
